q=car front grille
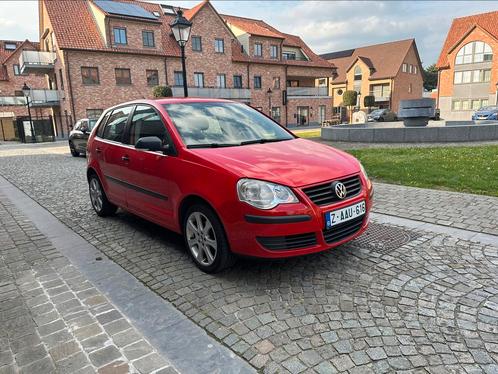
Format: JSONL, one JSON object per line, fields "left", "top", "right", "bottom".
{"left": 257, "top": 232, "right": 317, "bottom": 251}
{"left": 322, "top": 215, "right": 364, "bottom": 244}
{"left": 302, "top": 175, "right": 362, "bottom": 206}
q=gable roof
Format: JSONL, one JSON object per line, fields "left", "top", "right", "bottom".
{"left": 223, "top": 14, "right": 284, "bottom": 39}
{"left": 0, "top": 39, "right": 39, "bottom": 80}
{"left": 320, "top": 38, "right": 416, "bottom": 82}
{"left": 436, "top": 10, "right": 498, "bottom": 68}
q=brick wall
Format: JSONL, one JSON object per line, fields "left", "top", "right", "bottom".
{"left": 108, "top": 19, "right": 163, "bottom": 51}
{"left": 391, "top": 44, "right": 424, "bottom": 113}
{"left": 66, "top": 50, "right": 166, "bottom": 120}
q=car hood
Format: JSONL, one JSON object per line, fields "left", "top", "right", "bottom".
{"left": 189, "top": 138, "right": 360, "bottom": 187}
{"left": 475, "top": 110, "right": 497, "bottom": 116}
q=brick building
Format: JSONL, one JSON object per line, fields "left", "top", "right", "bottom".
{"left": 0, "top": 40, "right": 53, "bottom": 140}
{"left": 436, "top": 11, "right": 498, "bottom": 121}
{"left": 320, "top": 39, "right": 424, "bottom": 118}
{"left": 27, "top": 0, "right": 333, "bottom": 136}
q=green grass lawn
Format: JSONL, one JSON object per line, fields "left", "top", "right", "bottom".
{"left": 347, "top": 145, "right": 498, "bottom": 197}
{"left": 293, "top": 129, "right": 321, "bottom": 138}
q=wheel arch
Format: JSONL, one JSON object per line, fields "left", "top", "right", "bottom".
{"left": 178, "top": 194, "right": 220, "bottom": 234}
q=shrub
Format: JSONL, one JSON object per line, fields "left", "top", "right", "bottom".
{"left": 364, "top": 95, "right": 375, "bottom": 110}
{"left": 152, "top": 85, "right": 173, "bottom": 98}
{"left": 342, "top": 90, "right": 357, "bottom": 107}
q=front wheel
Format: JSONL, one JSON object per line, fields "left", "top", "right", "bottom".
{"left": 69, "top": 142, "right": 80, "bottom": 157}
{"left": 183, "top": 204, "right": 236, "bottom": 273}
{"left": 88, "top": 174, "right": 117, "bottom": 217}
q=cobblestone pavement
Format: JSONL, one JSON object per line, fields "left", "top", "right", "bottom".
{"left": 1, "top": 144, "right": 498, "bottom": 373}
{"left": 0, "top": 194, "right": 176, "bottom": 373}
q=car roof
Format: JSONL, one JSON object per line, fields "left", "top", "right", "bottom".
{"left": 103, "top": 97, "right": 235, "bottom": 113}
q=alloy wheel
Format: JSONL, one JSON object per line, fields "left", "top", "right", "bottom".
{"left": 186, "top": 212, "right": 218, "bottom": 266}
{"left": 89, "top": 177, "right": 103, "bottom": 212}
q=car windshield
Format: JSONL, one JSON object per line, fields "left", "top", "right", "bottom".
{"left": 163, "top": 102, "right": 294, "bottom": 148}
{"left": 370, "top": 109, "right": 384, "bottom": 115}
{"left": 479, "top": 106, "right": 498, "bottom": 111}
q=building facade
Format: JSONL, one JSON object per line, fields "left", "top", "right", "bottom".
{"left": 436, "top": 11, "right": 498, "bottom": 121}
{"left": 27, "top": 0, "right": 333, "bottom": 137}
{"left": 0, "top": 40, "right": 54, "bottom": 140}
{"left": 320, "top": 39, "right": 423, "bottom": 118}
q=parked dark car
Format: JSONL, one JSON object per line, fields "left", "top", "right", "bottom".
{"left": 69, "top": 118, "right": 97, "bottom": 156}
{"left": 472, "top": 106, "right": 498, "bottom": 121}
{"left": 367, "top": 109, "right": 397, "bottom": 122}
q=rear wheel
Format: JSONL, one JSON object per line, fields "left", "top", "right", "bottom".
{"left": 183, "top": 204, "right": 236, "bottom": 273}
{"left": 88, "top": 174, "right": 117, "bottom": 217}
{"left": 69, "top": 142, "right": 80, "bottom": 157}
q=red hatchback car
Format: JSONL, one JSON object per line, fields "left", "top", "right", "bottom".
{"left": 86, "top": 98, "right": 373, "bottom": 272}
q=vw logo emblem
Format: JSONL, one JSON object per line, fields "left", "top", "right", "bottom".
{"left": 332, "top": 181, "right": 347, "bottom": 199}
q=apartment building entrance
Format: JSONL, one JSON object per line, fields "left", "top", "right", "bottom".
{"left": 297, "top": 106, "right": 309, "bottom": 126}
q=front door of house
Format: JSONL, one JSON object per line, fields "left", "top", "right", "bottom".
{"left": 318, "top": 105, "right": 326, "bottom": 124}
{"left": 297, "top": 106, "right": 309, "bottom": 126}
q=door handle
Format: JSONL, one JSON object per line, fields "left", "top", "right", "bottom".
{"left": 121, "top": 155, "right": 130, "bottom": 162}
{"left": 95, "top": 147, "right": 102, "bottom": 153}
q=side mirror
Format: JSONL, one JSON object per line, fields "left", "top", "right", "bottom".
{"left": 135, "top": 136, "right": 171, "bottom": 154}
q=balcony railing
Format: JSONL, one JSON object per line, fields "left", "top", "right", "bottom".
{"left": 20, "top": 51, "right": 56, "bottom": 74}
{"left": 30, "top": 89, "right": 60, "bottom": 106}
{"left": 0, "top": 90, "right": 59, "bottom": 107}
{"left": 172, "top": 87, "right": 251, "bottom": 100}
{"left": 0, "top": 96, "right": 26, "bottom": 106}
{"left": 369, "top": 94, "right": 391, "bottom": 102}
{"left": 287, "top": 86, "right": 329, "bottom": 97}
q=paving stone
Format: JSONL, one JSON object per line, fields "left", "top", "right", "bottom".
{"left": 111, "top": 329, "right": 142, "bottom": 348}
{"left": 15, "top": 344, "right": 47, "bottom": 366}
{"left": 123, "top": 340, "right": 153, "bottom": 360}
{"left": 55, "top": 352, "right": 90, "bottom": 374}
{"left": 89, "top": 345, "right": 122, "bottom": 368}
{"left": 98, "top": 360, "right": 130, "bottom": 374}
{"left": 19, "top": 356, "right": 55, "bottom": 374}
{"left": 49, "top": 340, "right": 81, "bottom": 362}
{"left": 132, "top": 353, "right": 169, "bottom": 373}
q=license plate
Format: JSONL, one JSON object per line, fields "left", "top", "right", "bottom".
{"left": 325, "top": 201, "right": 366, "bottom": 229}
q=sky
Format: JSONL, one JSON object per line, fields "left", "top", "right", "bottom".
{"left": 0, "top": 1, "right": 496, "bottom": 67}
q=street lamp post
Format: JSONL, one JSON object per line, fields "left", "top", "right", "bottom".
{"left": 170, "top": 10, "right": 192, "bottom": 98}
{"left": 267, "top": 88, "right": 273, "bottom": 117}
{"left": 22, "top": 82, "right": 35, "bottom": 143}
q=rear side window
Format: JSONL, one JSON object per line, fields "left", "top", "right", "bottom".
{"left": 102, "top": 106, "right": 132, "bottom": 142}
{"left": 96, "top": 112, "right": 111, "bottom": 138}
{"left": 127, "top": 105, "right": 166, "bottom": 145}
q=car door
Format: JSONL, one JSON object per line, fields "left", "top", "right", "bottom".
{"left": 121, "top": 104, "right": 176, "bottom": 227}
{"left": 73, "top": 120, "right": 89, "bottom": 152}
{"left": 94, "top": 105, "right": 133, "bottom": 207}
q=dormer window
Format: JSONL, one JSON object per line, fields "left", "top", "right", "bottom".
{"left": 282, "top": 52, "right": 296, "bottom": 60}
{"left": 113, "top": 27, "right": 127, "bottom": 45}
{"left": 354, "top": 66, "right": 362, "bottom": 81}
{"left": 4, "top": 42, "right": 16, "bottom": 50}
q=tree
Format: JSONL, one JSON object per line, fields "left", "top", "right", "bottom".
{"left": 423, "top": 64, "right": 438, "bottom": 91}
{"left": 343, "top": 90, "right": 357, "bottom": 123}
{"left": 364, "top": 95, "right": 375, "bottom": 113}
{"left": 152, "top": 85, "right": 173, "bottom": 98}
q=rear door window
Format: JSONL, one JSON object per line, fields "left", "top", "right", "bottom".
{"left": 102, "top": 106, "right": 132, "bottom": 142}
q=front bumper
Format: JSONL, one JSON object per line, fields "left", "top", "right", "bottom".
{"left": 225, "top": 175, "right": 373, "bottom": 258}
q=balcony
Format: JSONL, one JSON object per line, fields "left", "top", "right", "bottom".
{"left": 20, "top": 51, "right": 56, "bottom": 74}
{"left": 0, "top": 90, "right": 59, "bottom": 107}
{"left": 369, "top": 94, "right": 391, "bottom": 102}
{"left": 0, "top": 96, "right": 26, "bottom": 106}
{"left": 30, "top": 89, "right": 60, "bottom": 107}
{"left": 172, "top": 87, "right": 251, "bottom": 100}
{"left": 287, "top": 86, "right": 329, "bottom": 98}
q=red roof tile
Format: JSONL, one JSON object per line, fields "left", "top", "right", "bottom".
{"left": 321, "top": 39, "right": 417, "bottom": 82}
{"left": 436, "top": 11, "right": 498, "bottom": 68}
{"left": 223, "top": 14, "right": 284, "bottom": 39}
{"left": 183, "top": 0, "right": 208, "bottom": 20}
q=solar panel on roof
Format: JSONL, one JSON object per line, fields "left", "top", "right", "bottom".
{"left": 94, "top": 0, "right": 158, "bottom": 20}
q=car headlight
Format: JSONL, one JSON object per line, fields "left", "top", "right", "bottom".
{"left": 359, "top": 162, "right": 369, "bottom": 180}
{"left": 237, "top": 178, "right": 298, "bottom": 209}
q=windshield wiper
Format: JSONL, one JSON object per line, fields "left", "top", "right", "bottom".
{"left": 240, "top": 138, "right": 291, "bottom": 146}
{"left": 187, "top": 143, "right": 239, "bottom": 149}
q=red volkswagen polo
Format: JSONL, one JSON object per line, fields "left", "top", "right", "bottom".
{"left": 86, "top": 98, "right": 373, "bottom": 273}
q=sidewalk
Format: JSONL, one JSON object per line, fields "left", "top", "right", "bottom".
{"left": 0, "top": 194, "right": 176, "bottom": 374}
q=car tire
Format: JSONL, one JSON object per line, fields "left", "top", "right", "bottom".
{"left": 69, "top": 142, "right": 80, "bottom": 157}
{"left": 183, "top": 204, "right": 236, "bottom": 273}
{"left": 88, "top": 174, "right": 117, "bottom": 217}
{"left": 378, "top": 117, "right": 384, "bottom": 122}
